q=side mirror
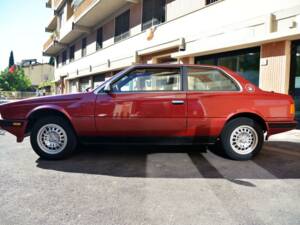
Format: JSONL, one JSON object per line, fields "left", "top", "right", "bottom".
{"left": 85, "top": 87, "right": 92, "bottom": 92}
{"left": 103, "top": 83, "right": 112, "bottom": 93}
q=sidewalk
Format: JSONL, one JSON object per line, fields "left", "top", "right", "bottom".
{"left": 265, "top": 129, "right": 300, "bottom": 157}
{"left": 268, "top": 129, "right": 300, "bottom": 143}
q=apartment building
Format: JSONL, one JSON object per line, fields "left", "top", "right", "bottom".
{"left": 43, "top": 0, "right": 300, "bottom": 122}
{"left": 21, "top": 59, "right": 54, "bottom": 90}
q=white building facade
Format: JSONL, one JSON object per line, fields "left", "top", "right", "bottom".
{"left": 44, "top": 0, "right": 300, "bottom": 122}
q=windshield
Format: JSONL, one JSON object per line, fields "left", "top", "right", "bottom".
{"left": 93, "top": 66, "right": 133, "bottom": 93}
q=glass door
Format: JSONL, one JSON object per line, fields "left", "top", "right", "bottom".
{"left": 290, "top": 40, "right": 300, "bottom": 127}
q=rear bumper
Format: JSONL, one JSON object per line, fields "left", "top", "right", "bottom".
{"left": 0, "top": 119, "right": 27, "bottom": 142}
{"left": 268, "top": 122, "right": 298, "bottom": 129}
{"left": 267, "top": 121, "right": 298, "bottom": 137}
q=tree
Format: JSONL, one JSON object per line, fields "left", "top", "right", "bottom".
{"left": 49, "top": 56, "right": 55, "bottom": 66}
{"left": 9, "top": 51, "right": 15, "bottom": 68}
{"left": 0, "top": 67, "right": 32, "bottom": 91}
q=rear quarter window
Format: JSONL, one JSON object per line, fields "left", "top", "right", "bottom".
{"left": 187, "top": 67, "right": 239, "bottom": 91}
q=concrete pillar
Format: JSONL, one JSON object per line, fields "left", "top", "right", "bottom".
{"left": 89, "top": 76, "right": 93, "bottom": 89}
{"left": 259, "top": 40, "right": 291, "bottom": 94}
{"left": 179, "top": 57, "right": 194, "bottom": 64}
{"left": 76, "top": 79, "right": 80, "bottom": 92}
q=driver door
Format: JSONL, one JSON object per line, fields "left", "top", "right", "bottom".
{"left": 94, "top": 66, "right": 187, "bottom": 137}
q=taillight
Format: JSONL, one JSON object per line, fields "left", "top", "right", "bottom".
{"left": 290, "top": 103, "right": 295, "bottom": 115}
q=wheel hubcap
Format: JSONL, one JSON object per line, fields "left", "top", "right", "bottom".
{"left": 37, "top": 124, "right": 67, "bottom": 154}
{"left": 230, "top": 125, "right": 258, "bottom": 155}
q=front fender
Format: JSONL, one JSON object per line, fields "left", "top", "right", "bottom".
{"left": 26, "top": 105, "right": 72, "bottom": 122}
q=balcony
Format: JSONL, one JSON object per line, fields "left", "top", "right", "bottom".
{"left": 46, "top": 0, "right": 65, "bottom": 10}
{"left": 45, "top": 16, "right": 57, "bottom": 32}
{"left": 74, "top": 0, "right": 136, "bottom": 27}
{"left": 46, "top": 0, "right": 52, "bottom": 8}
{"left": 43, "top": 32, "right": 66, "bottom": 55}
{"left": 53, "top": 0, "right": 65, "bottom": 10}
{"left": 53, "top": 0, "right": 136, "bottom": 46}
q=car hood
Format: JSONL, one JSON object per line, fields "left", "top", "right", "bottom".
{"left": 1, "top": 93, "right": 88, "bottom": 107}
{"left": 0, "top": 92, "right": 94, "bottom": 120}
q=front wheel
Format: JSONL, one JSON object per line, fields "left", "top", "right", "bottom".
{"left": 30, "top": 116, "right": 77, "bottom": 160}
{"left": 220, "top": 117, "right": 264, "bottom": 160}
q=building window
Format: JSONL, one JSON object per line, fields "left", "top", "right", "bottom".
{"left": 290, "top": 40, "right": 300, "bottom": 124}
{"left": 115, "top": 10, "right": 130, "bottom": 43}
{"left": 58, "top": 11, "right": 64, "bottom": 30}
{"left": 93, "top": 74, "right": 105, "bottom": 88}
{"left": 206, "top": 0, "right": 219, "bottom": 5}
{"left": 56, "top": 55, "right": 60, "bottom": 68}
{"left": 96, "top": 27, "right": 103, "bottom": 50}
{"left": 69, "top": 45, "right": 75, "bottom": 62}
{"left": 79, "top": 77, "right": 90, "bottom": 92}
{"left": 62, "top": 50, "right": 67, "bottom": 65}
{"left": 142, "top": 0, "right": 166, "bottom": 31}
{"left": 81, "top": 38, "right": 87, "bottom": 57}
{"left": 195, "top": 47, "right": 260, "bottom": 86}
{"left": 70, "top": 79, "right": 78, "bottom": 93}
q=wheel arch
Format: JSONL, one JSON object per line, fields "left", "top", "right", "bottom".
{"left": 225, "top": 112, "right": 268, "bottom": 132}
{"left": 25, "top": 106, "right": 76, "bottom": 135}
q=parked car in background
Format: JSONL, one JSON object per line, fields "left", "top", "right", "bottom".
{"left": 0, "top": 64, "right": 297, "bottom": 160}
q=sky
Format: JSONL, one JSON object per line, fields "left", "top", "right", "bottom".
{"left": 0, "top": 0, "right": 52, "bottom": 70}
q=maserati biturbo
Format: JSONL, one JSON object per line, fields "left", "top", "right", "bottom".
{"left": 0, "top": 64, "right": 297, "bottom": 160}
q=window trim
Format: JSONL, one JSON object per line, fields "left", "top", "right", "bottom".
{"left": 183, "top": 66, "right": 242, "bottom": 92}
{"left": 109, "top": 66, "right": 184, "bottom": 94}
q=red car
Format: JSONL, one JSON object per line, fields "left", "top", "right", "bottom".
{"left": 0, "top": 64, "right": 297, "bottom": 160}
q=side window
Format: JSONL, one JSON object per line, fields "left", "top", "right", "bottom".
{"left": 187, "top": 67, "right": 239, "bottom": 91}
{"left": 112, "top": 68, "right": 181, "bottom": 92}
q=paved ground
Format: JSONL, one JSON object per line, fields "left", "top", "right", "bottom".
{"left": 0, "top": 131, "right": 300, "bottom": 225}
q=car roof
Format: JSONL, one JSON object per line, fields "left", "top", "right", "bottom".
{"left": 131, "top": 63, "right": 220, "bottom": 69}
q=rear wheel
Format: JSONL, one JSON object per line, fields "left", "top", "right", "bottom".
{"left": 220, "top": 117, "right": 264, "bottom": 160}
{"left": 30, "top": 116, "right": 77, "bottom": 160}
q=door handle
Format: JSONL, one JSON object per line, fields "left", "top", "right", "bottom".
{"left": 172, "top": 100, "right": 185, "bottom": 105}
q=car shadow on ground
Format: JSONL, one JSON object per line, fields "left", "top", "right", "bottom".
{"left": 36, "top": 141, "right": 300, "bottom": 181}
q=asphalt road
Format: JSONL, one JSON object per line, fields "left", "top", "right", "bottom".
{"left": 0, "top": 132, "right": 300, "bottom": 225}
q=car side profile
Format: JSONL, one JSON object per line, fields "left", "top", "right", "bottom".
{"left": 0, "top": 64, "right": 297, "bottom": 160}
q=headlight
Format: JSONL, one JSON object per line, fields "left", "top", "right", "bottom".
{"left": 0, "top": 112, "right": 2, "bottom": 120}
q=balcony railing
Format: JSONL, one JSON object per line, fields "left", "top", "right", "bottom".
{"left": 43, "top": 36, "right": 54, "bottom": 51}
{"left": 43, "top": 31, "right": 59, "bottom": 51}
{"left": 74, "top": 0, "right": 95, "bottom": 19}
{"left": 54, "top": 0, "right": 63, "bottom": 8}
{"left": 72, "top": 0, "right": 85, "bottom": 7}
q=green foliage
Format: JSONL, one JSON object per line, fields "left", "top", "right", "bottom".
{"left": 9, "top": 51, "right": 15, "bottom": 68}
{"left": 38, "top": 80, "right": 54, "bottom": 89}
{"left": 49, "top": 56, "right": 55, "bottom": 66}
{"left": 0, "top": 67, "right": 32, "bottom": 91}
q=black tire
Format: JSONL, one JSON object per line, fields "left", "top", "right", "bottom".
{"left": 30, "top": 116, "right": 77, "bottom": 160}
{"left": 220, "top": 117, "right": 264, "bottom": 160}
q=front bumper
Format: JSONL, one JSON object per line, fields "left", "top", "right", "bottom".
{"left": 0, "top": 120, "right": 24, "bottom": 128}
{"left": 0, "top": 119, "right": 27, "bottom": 142}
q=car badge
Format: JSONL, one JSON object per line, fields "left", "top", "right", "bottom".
{"left": 245, "top": 84, "right": 255, "bottom": 93}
